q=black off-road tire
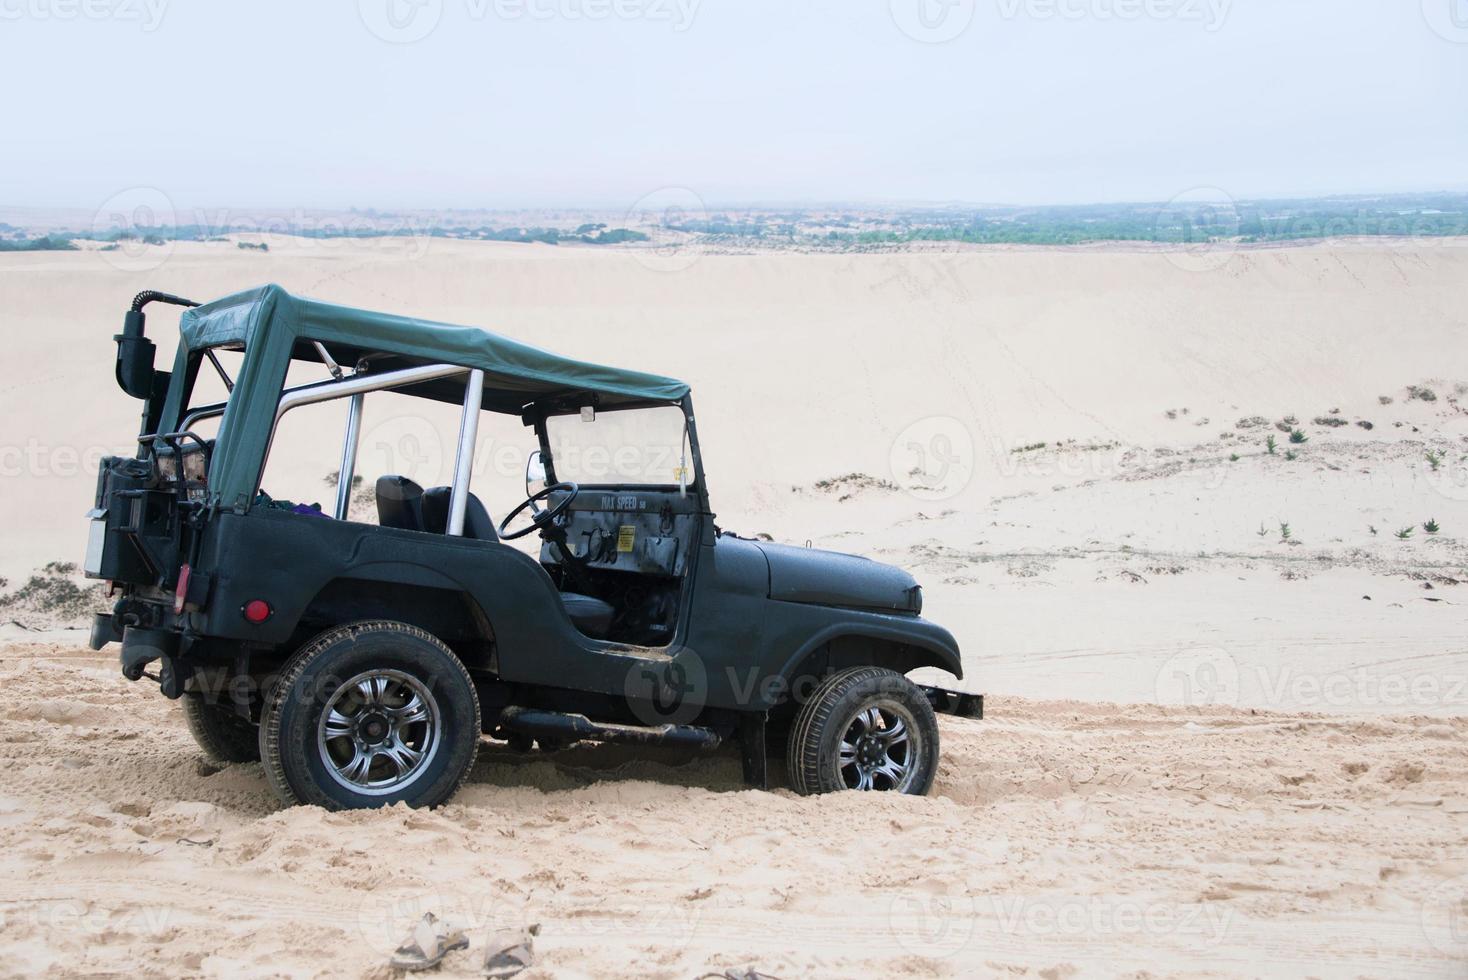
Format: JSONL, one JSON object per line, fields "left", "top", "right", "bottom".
{"left": 259, "top": 621, "right": 480, "bottom": 810}
{"left": 181, "top": 692, "right": 260, "bottom": 764}
{"left": 786, "top": 666, "right": 940, "bottom": 796}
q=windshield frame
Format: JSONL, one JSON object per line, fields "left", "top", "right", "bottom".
{"left": 533, "top": 396, "right": 707, "bottom": 498}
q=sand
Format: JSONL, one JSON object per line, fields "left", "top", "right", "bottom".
{"left": 0, "top": 237, "right": 1465, "bottom": 976}
{"left": 0, "top": 639, "right": 1463, "bottom": 978}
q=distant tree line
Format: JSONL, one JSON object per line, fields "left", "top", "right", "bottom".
{"left": 0, "top": 236, "right": 77, "bottom": 251}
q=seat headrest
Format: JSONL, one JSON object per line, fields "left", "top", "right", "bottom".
{"left": 376, "top": 475, "right": 426, "bottom": 531}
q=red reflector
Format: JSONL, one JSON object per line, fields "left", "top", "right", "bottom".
{"left": 242, "top": 599, "right": 272, "bottom": 624}
{"left": 174, "top": 564, "right": 191, "bottom": 614}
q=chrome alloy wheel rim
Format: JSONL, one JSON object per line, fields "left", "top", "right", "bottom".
{"left": 837, "top": 700, "right": 921, "bottom": 792}
{"left": 317, "top": 669, "right": 442, "bottom": 796}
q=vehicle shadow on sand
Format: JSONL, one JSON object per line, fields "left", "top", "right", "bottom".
{"left": 465, "top": 739, "right": 755, "bottom": 794}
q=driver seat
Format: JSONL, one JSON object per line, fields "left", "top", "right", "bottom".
{"left": 422, "top": 486, "right": 499, "bottom": 541}
{"left": 421, "top": 486, "right": 615, "bottom": 639}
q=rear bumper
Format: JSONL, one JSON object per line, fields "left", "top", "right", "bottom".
{"left": 117, "top": 625, "right": 180, "bottom": 681}
{"left": 96, "top": 614, "right": 188, "bottom": 698}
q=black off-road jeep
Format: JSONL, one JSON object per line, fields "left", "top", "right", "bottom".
{"left": 87, "top": 285, "right": 976, "bottom": 809}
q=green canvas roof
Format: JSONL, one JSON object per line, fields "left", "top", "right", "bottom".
{"left": 178, "top": 284, "right": 690, "bottom": 413}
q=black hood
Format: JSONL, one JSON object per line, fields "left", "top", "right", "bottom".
{"left": 752, "top": 541, "right": 922, "bottom": 614}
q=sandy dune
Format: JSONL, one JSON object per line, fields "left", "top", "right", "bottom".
{"left": 0, "top": 640, "right": 1463, "bottom": 978}
{"left": 1, "top": 238, "right": 1466, "bottom": 976}
{"left": 2, "top": 236, "right": 1466, "bottom": 582}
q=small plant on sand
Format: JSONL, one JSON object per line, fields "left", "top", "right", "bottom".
{"left": 1408, "top": 385, "right": 1438, "bottom": 403}
{"left": 1368, "top": 525, "right": 1378, "bottom": 536}
{"left": 1279, "top": 521, "right": 1292, "bottom": 542}
{"left": 1288, "top": 428, "right": 1308, "bottom": 444}
{"left": 1424, "top": 518, "right": 1441, "bottom": 535}
{"left": 1257, "top": 522, "right": 1269, "bottom": 538}
{"left": 813, "top": 472, "right": 899, "bottom": 493}
{"left": 1427, "top": 450, "right": 1444, "bottom": 471}
{"left": 1395, "top": 526, "right": 1414, "bottom": 540}
{"left": 1265, "top": 434, "right": 1277, "bottom": 455}
{"left": 0, "top": 563, "right": 105, "bottom": 622}
{"left": 1284, "top": 449, "right": 1298, "bottom": 461}
{"left": 1229, "top": 453, "right": 1240, "bottom": 462}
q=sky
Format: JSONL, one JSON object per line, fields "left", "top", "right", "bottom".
{"left": 4, "top": 0, "right": 1466, "bottom": 210}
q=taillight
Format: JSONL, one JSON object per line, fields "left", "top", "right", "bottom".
{"left": 174, "top": 564, "right": 191, "bottom": 614}
{"left": 242, "top": 599, "right": 273, "bottom": 624}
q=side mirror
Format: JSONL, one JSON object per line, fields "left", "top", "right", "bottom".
{"left": 115, "top": 310, "right": 158, "bottom": 399}
{"left": 525, "top": 450, "right": 548, "bottom": 496}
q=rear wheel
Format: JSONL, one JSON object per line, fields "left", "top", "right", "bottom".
{"left": 181, "top": 692, "right": 260, "bottom": 764}
{"left": 786, "top": 666, "right": 939, "bottom": 796}
{"left": 259, "top": 621, "right": 480, "bottom": 810}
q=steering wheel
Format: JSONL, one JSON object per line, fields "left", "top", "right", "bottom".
{"left": 498, "top": 482, "right": 580, "bottom": 540}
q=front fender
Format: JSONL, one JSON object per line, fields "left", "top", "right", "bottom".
{"left": 776, "top": 611, "right": 963, "bottom": 683}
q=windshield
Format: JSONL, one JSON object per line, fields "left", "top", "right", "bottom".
{"left": 544, "top": 405, "right": 690, "bottom": 486}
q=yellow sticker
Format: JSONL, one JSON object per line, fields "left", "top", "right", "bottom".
{"left": 617, "top": 525, "right": 636, "bottom": 552}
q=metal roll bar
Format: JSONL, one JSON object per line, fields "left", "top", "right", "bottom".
{"left": 263, "top": 362, "right": 482, "bottom": 534}
{"left": 333, "top": 393, "right": 364, "bottom": 520}
{"left": 447, "top": 370, "right": 484, "bottom": 535}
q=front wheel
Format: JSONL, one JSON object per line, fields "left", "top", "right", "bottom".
{"left": 786, "top": 667, "right": 939, "bottom": 796}
{"left": 259, "top": 621, "right": 480, "bottom": 810}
